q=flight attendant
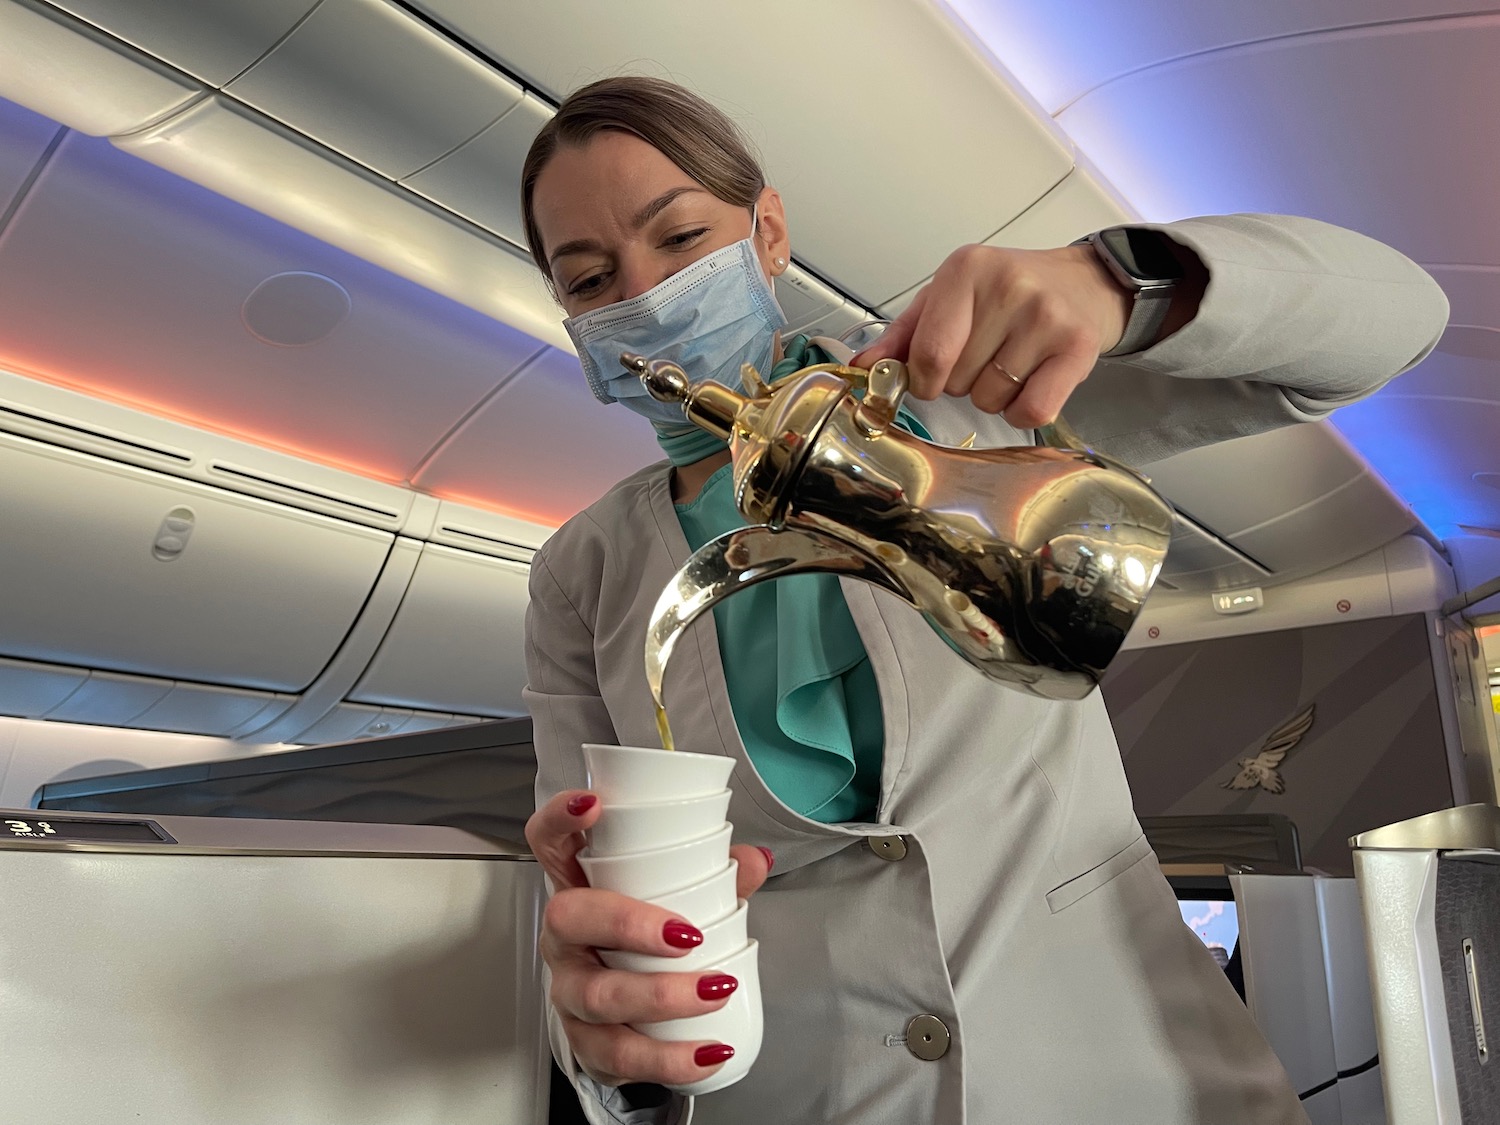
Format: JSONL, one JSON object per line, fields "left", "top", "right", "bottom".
{"left": 521, "top": 76, "right": 1448, "bottom": 1124}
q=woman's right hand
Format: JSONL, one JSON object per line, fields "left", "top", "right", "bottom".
{"left": 525, "top": 789, "right": 774, "bottom": 1090}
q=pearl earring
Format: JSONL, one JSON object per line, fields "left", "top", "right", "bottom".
{"left": 774, "top": 256, "right": 786, "bottom": 269}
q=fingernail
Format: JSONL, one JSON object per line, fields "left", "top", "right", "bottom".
{"left": 694, "top": 1043, "right": 735, "bottom": 1067}
{"left": 696, "top": 972, "right": 739, "bottom": 1000}
{"left": 757, "top": 846, "right": 775, "bottom": 872}
{"left": 566, "top": 794, "right": 597, "bottom": 817}
{"left": 662, "top": 920, "right": 704, "bottom": 949}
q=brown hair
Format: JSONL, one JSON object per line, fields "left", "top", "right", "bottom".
{"left": 520, "top": 77, "right": 766, "bottom": 290}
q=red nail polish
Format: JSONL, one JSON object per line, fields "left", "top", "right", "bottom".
{"left": 566, "top": 794, "right": 597, "bottom": 817}
{"left": 757, "top": 846, "right": 775, "bottom": 872}
{"left": 696, "top": 973, "right": 739, "bottom": 1000}
{"left": 662, "top": 920, "right": 704, "bottom": 949}
{"left": 694, "top": 1043, "right": 735, "bottom": 1068}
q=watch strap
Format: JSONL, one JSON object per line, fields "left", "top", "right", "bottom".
{"left": 1079, "top": 229, "right": 1180, "bottom": 357}
{"left": 1104, "top": 285, "right": 1174, "bottom": 357}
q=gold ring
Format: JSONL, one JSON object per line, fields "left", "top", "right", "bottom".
{"left": 989, "top": 358, "right": 1026, "bottom": 388}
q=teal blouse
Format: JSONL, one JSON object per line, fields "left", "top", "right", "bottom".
{"left": 669, "top": 336, "right": 930, "bottom": 823}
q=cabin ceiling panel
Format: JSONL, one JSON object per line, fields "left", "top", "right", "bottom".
{"left": 408, "top": 0, "right": 1074, "bottom": 307}
{"left": 1332, "top": 353, "right": 1500, "bottom": 537}
{"left": 0, "top": 128, "right": 544, "bottom": 482}
{"left": 1428, "top": 266, "right": 1500, "bottom": 332}
{"left": 880, "top": 165, "right": 1130, "bottom": 316}
{"left": 1052, "top": 16, "right": 1500, "bottom": 267}
{"left": 45, "top": 0, "right": 318, "bottom": 86}
{"left": 411, "top": 346, "right": 660, "bottom": 524}
{"left": 942, "top": 0, "right": 1494, "bottom": 112}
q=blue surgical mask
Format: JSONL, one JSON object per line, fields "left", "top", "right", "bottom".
{"left": 563, "top": 229, "right": 787, "bottom": 434}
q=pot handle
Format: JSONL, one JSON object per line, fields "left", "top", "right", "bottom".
{"left": 851, "top": 358, "right": 909, "bottom": 436}
{"left": 1036, "top": 415, "right": 1089, "bottom": 453}
{"left": 644, "top": 524, "right": 915, "bottom": 712}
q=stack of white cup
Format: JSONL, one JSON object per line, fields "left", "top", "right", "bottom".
{"left": 576, "top": 743, "right": 762, "bottom": 1097}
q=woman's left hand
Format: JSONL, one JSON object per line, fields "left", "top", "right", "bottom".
{"left": 850, "top": 243, "right": 1135, "bottom": 429}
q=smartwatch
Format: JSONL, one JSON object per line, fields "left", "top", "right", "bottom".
{"left": 1079, "top": 227, "right": 1185, "bottom": 356}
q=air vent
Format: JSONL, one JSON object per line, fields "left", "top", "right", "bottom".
{"left": 0, "top": 401, "right": 192, "bottom": 467}
{"left": 436, "top": 523, "right": 536, "bottom": 564}
{"left": 208, "top": 461, "right": 401, "bottom": 522}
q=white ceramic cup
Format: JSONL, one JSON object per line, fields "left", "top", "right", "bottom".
{"left": 578, "top": 823, "right": 734, "bottom": 899}
{"left": 586, "top": 788, "right": 733, "bottom": 857}
{"left": 583, "top": 743, "right": 734, "bottom": 805}
{"left": 643, "top": 861, "right": 739, "bottom": 930}
{"left": 636, "top": 939, "right": 763, "bottom": 1097}
{"left": 601, "top": 898, "right": 749, "bottom": 974}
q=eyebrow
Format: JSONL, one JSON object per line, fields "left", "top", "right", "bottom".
{"left": 547, "top": 186, "right": 710, "bottom": 267}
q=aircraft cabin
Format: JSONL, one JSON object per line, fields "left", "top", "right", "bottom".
{"left": 0, "top": 2, "right": 1496, "bottom": 1123}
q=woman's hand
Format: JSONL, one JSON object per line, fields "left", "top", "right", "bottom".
{"left": 525, "top": 789, "right": 773, "bottom": 1090}
{"left": 852, "top": 242, "right": 1136, "bottom": 429}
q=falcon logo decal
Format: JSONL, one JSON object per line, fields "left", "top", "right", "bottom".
{"left": 1221, "top": 704, "right": 1316, "bottom": 795}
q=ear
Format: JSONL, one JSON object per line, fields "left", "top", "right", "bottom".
{"left": 753, "top": 186, "right": 791, "bottom": 278}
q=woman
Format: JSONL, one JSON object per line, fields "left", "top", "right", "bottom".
{"left": 521, "top": 77, "right": 1447, "bottom": 1124}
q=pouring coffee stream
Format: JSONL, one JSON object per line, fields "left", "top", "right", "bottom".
{"left": 628, "top": 351, "right": 1176, "bottom": 751}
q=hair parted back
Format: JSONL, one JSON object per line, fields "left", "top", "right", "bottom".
{"left": 520, "top": 76, "right": 766, "bottom": 287}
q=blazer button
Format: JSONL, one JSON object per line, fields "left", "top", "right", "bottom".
{"left": 866, "top": 835, "right": 908, "bottom": 861}
{"left": 905, "top": 1014, "right": 951, "bottom": 1061}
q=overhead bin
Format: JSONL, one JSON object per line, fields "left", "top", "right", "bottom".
{"left": 45, "top": 0, "right": 317, "bottom": 86}
{"left": 0, "top": 0, "right": 202, "bottom": 136}
{"left": 350, "top": 544, "right": 530, "bottom": 717}
{"left": 1156, "top": 515, "right": 1271, "bottom": 591}
{"left": 288, "top": 700, "right": 474, "bottom": 744}
{"left": 427, "top": 499, "right": 549, "bottom": 560}
{"left": 402, "top": 93, "right": 552, "bottom": 248}
{"left": 410, "top": 347, "right": 661, "bottom": 522}
{"left": 0, "top": 653, "right": 293, "bottom": 737}
{"left": 113, "top": 94, "right": 572, "bottom": 351}
{"left": 0, "top": 369, "right": 416, "bottom": 534}
{"left": 125, "top": 679, "right": 292, "bottom": 737}
{"left": 1147, "top": 423, "right": 1416, "bottom": 585}
{"left": 40, "top": 670, "right": 172, "bottom": 726}
{"left": 800, "top": 299, "right": 874, "bottom": 342}
{"left": 225, "top": 0, "right": 522, "bottom": 180}
{"left": 0, "top": 656, "right": 89, "bottom": 719}
{"left": 775, "top": 265, "right": 844, "bottom": 334}
{"left": 292, "top": 701, "right": 411, "bottom": 745}
{"left": 0, "top": 433, "right": 393, "bottom": 693}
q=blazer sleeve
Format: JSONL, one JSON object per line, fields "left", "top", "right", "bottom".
{"left": 523, "top": 546, "right": 614, "bottom": 808}
{"left": 1063, "top": 212, "right": 1450, "bottom": 464}
{"left": 523, "top": 547, "right": 695, "bottom": 1125}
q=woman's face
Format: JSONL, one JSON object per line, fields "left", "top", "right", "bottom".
{"left": 531, "top": 130, "right": 789, "bottom": 319}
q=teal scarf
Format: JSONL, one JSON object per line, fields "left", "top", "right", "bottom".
{"left": 671, "top": 336, "right": 929, "bottom": 823}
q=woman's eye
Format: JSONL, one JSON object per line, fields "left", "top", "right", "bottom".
{"left": 663, "top": 227, "right": 709, "bottom": 248}
{"left": 568, "top": 272, "right": 608, "bottom": 298}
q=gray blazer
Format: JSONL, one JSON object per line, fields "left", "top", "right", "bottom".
{"left": 524, "top": 214, "right": 1449, "bottom": 1124}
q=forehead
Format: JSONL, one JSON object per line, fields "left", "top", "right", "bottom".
{"left": 531, "top": 131, "right": 704, "bottom": 247}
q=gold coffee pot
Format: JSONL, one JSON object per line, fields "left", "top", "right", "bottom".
{"left": 631, "top": 353, "right": 1174, "bottom": 712}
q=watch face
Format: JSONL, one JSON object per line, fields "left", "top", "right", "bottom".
{"left": 1099, "top": 228, "right": 1184, "bottom": 285}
